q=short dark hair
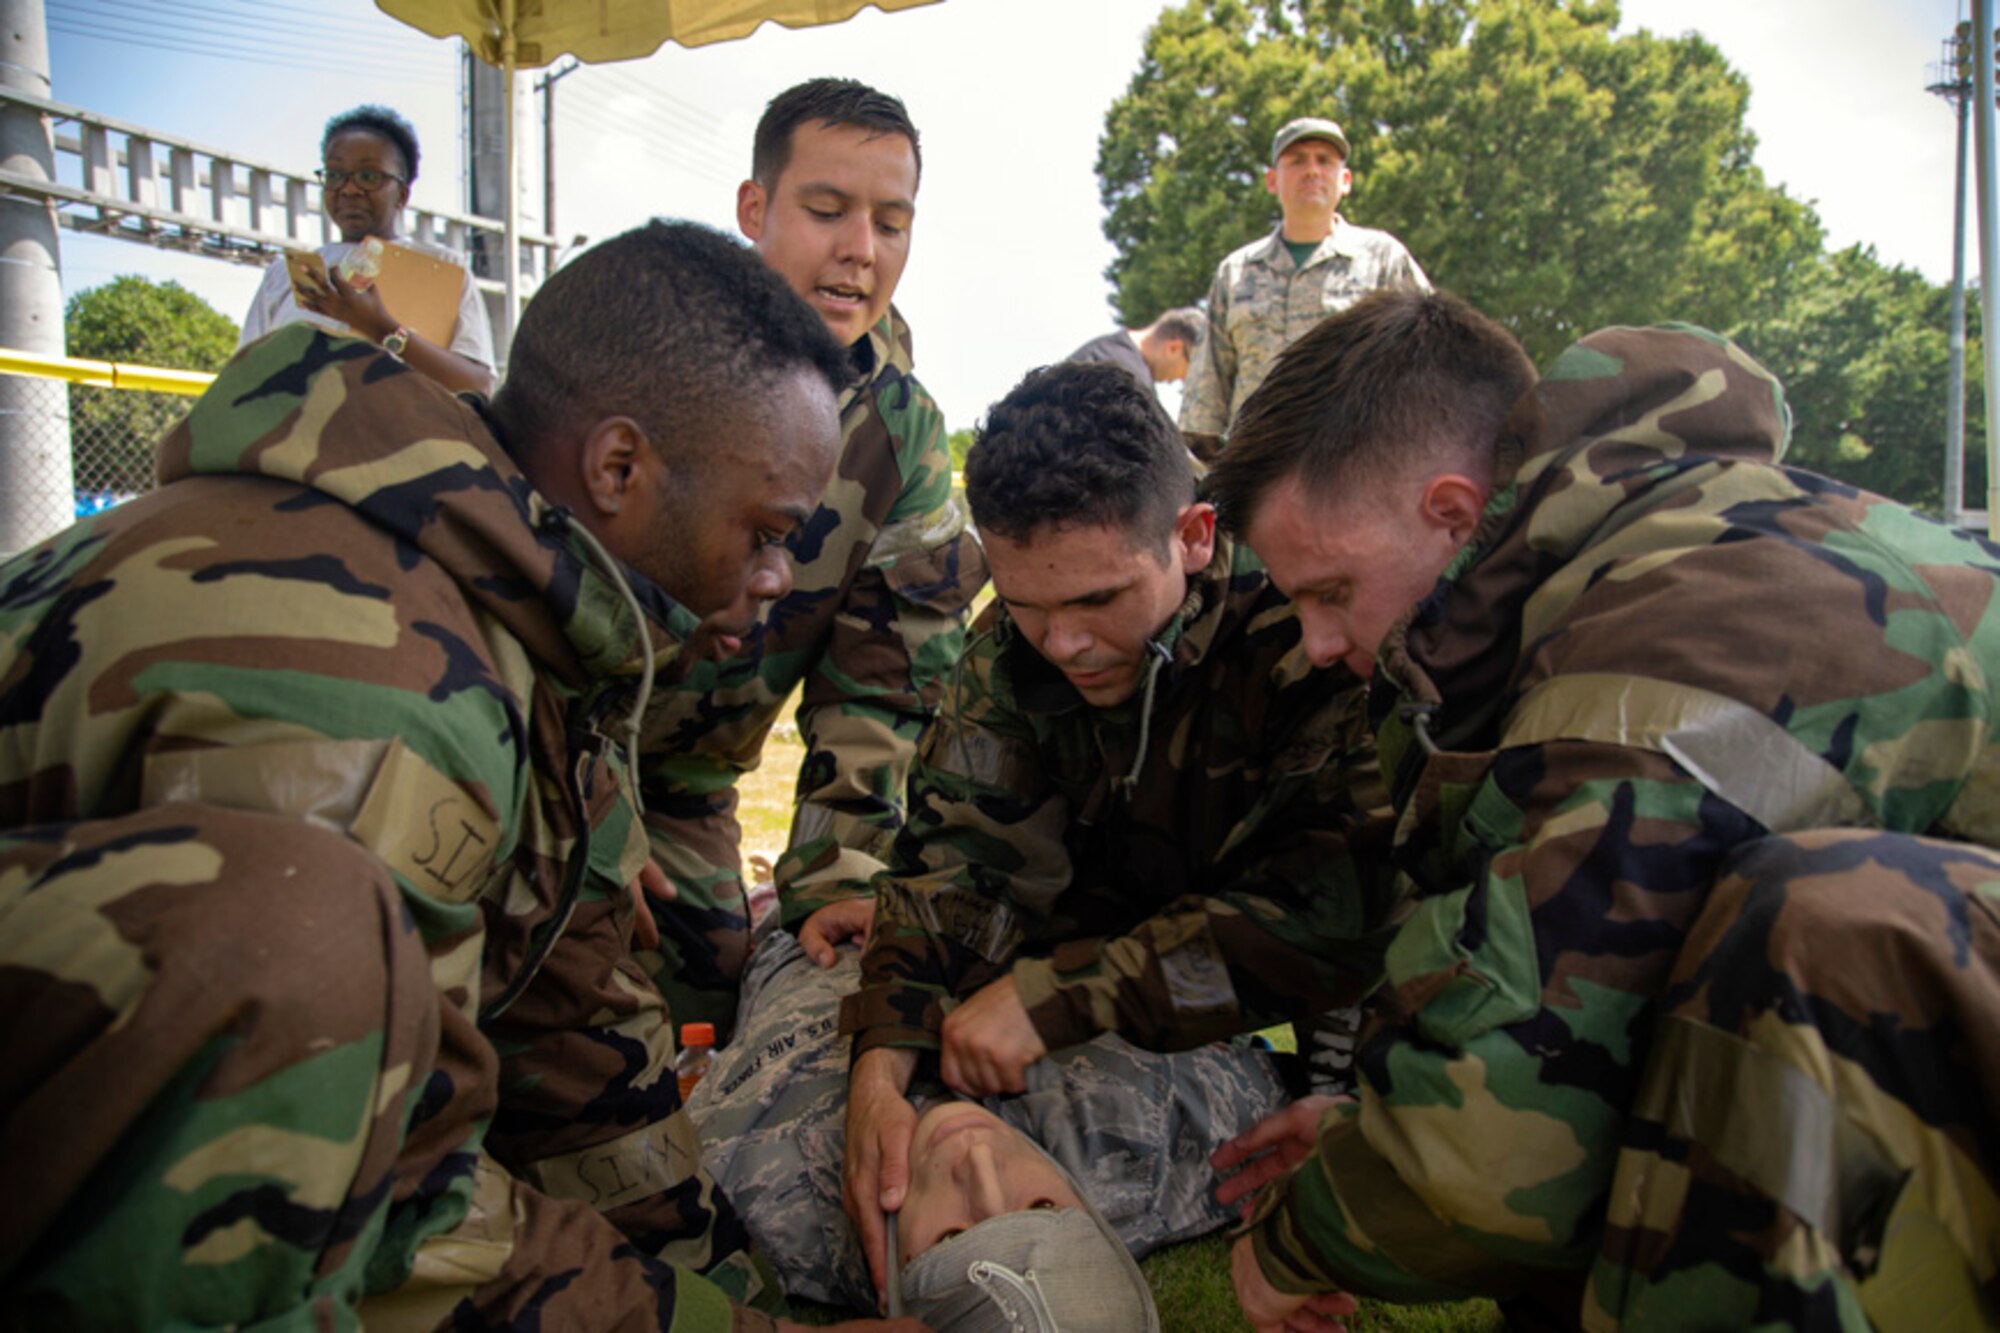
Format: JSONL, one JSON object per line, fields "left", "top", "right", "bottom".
{"left": 966, "top": 362, "right": 1194, "bottom": 551}
{"left": 1209, "top": 289, "right": 1536, "bottom": 534}
{"left": 493, "top": 221, "right": 849, "bottom": 472}
{"left": 323, "top": 104, "right": 420, "bottom": 183}
{"left": 1153, "top": 307, "right": 1205, "bottom": 348}
{"left": 751, "top": 77, "right": 922, "bottom": 189}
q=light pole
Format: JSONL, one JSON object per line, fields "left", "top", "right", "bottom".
{"left": 1975, "top": 0, "right": 2000, "bottom": 538}
{"left": 1929, "top": 26, "right": 1972, "bottom": 525}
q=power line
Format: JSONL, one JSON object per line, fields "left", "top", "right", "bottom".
{"left": 47, "top": 12, "right": 451, "bottom": 84}
{"left": 62, "top": 0, "right": 440, "bottom": 52}
{"left": 553, "top": 99, "right": 734, "bottom": 186}
{"left": 560, "top": 93, "right": 737, "bottom": 179}
{"left": 50, "top": 0, "right": 450, "bottom": 72}
{"left": 584, "top": 62, "right": 722, "bottom": 135}
{"left": 569, "top": 76, "right": 727, "bottom": 153}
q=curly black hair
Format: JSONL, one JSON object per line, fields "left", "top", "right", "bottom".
{"left": 493, "top": 220, "right": 850, "bottom": 473}
{"left": 323, "top": 104, "right": 420, "bottom": 183}
{"left": 965, "top": 362, "right": 1194, "bottom": 549}
{"left": 752, "top": 77, "right": 921, "bottom": 189}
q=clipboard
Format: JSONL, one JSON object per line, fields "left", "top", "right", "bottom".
{"left": 370, "top": 240, "right": 464, "bottom": 349}
{"left": 280, "top": 240, "right": 464, "bottom": 349}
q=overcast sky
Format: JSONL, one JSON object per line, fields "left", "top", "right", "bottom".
{"left": 45, "top": 0, "right": 1964, "bottom": 431}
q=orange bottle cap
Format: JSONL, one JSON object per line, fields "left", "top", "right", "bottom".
{"left": 680, "top": 1022, "right": 716, "bottom": 1045}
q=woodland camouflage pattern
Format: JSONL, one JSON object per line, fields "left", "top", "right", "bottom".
{"left": 843, "top": 534, "right": 1403, "bottom": 1059}
{"left": 1241, "top": 324, "right": 2000, "bottom": 1329}
{"left": 639, "top": 307, "right": 984, "bottom": 1039}
{"left": 0, "top": 326, "right": 777, "bottom": 1332}
{"left": 689, "top": 931, "right": 1292, "bottom": 1310}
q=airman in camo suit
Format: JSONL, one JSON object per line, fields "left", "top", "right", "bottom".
{"left": 1208, "top": 289, "right": 2000, "bottom": 1331}
{"left": 839, "top": 362, "right": 1404, "bottom": 1294}
{"left": 638, "top": 79, "right": 984, "bottom": 1043}
{"left": 1179, "top": 116, "right": 1428, "bottom": 462}
{"left": 687, "top": 931, "right": 1293, "bottom": 1312}
{"left": 0, "top": 224, "right": 916, "bottom": 1333}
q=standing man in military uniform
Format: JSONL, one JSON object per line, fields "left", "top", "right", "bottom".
{"left": 1179, "top": 116, "right": 1428, "bottom": 461}
{"left": 639, "top": 78, "right": 985, "bottom": 1042}
{"left": 1207, "top": 289, "right": 2000, "bottom": 1331}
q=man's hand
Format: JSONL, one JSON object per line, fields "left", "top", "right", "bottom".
{"left": 1212, "top": 1094, "right": 1347, "bottom": 1217}
{"left": 799, "top": 897, "right": 876, "bottom": 967}
{"left": 844, "top": 1047, "right": 919, "bottom": 1307}
{"left": 626, "top": 859, "right": 673, "bottom": 952}
{"left": 938, "top": 974, "right": 1046, "bottom": 1097}
{"left": 1231, "top": 1234, "right": 1357, "bottom": 1332}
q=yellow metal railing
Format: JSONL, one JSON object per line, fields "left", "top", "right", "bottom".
{"left": 0, "top": 347, "right": 214, "bottom": 396}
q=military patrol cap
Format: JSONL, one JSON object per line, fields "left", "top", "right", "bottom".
{"left": 1271, "top": 117, "right": 1351, "bottom": 163}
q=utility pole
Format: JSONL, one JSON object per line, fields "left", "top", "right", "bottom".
{"left": 0, "top": 0, "right": 72, "bottom": 555}
{"left": 1979, "top": 0, "right": 2000, "bottom": 538}
{"left": 1931, "top": 27, "right": 1973, "bottom": 526}
{"left": 536, "top": 60, "right": 578, "bottom": 241}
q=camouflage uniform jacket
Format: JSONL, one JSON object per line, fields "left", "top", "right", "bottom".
{"left": 1245, "top": 325, "right": 2000, "bottom": 1309}
{"left": 1179, "top": 220, "right": 1429, "bottom": 441}
{"left": 688, "top": 931, "right": 1291, "bottom": 1310}
{"left": 639, "top": 306, "right": 984, "bottom": 939}
{"left": 843, "top": 534, "right": 1402, "bottom": 1059}
{"left": 0, "top": 326, "right": 772, "bottom": 1331}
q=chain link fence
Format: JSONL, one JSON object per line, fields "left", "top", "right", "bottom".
{"left": 0, "top": 357, "right": 211, "bottom": 550}
{"left": 69, "top": 377, "right": 191, "bottom": 508}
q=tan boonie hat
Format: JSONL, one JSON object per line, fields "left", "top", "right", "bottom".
{"left": 895, "top": 1144, "right": 1160, "bottom": 1333}
{"left": 1271, "top": 117, "right": 1351, "bottom": 163}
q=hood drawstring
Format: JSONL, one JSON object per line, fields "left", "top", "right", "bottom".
{"left": 560, "top": 513, "right": 656, "bottom": 816}
{"left": 1116, "top": 581, "right": 1205, "bottom": 796}
{"left": 1116, "top": 637, "right": 1173, "bottom": 796}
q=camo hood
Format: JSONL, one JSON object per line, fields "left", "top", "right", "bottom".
{"left": 1381, "top": 323, "right": 1793, "bottom": 724}
{"left": 159, "top": 325, "right": 702, "bottom": 697}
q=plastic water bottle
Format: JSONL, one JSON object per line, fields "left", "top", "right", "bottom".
{"left": 676, "top": 1022, "right": 715, "bottom": 1102}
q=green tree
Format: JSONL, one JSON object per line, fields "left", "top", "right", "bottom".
{"left": 947, "top": 426, "right": 977, "bottom": 474}
{"left": 64, "top": 275, "right": 238, "bottom": 493}
{"left": 1739, "top": 246, "right": 1984, "bottom": 516}
{"left": 1098, "top": 0, "right": 1823, "bottom": 364}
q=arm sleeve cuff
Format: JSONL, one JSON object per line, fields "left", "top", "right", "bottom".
{"left": 1011, "top": 951, "right": 1103, "bottom": 1052}
{"left": 839, "top": 983, "right": 947, "bottom": 1056}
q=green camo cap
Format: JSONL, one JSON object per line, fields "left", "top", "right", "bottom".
{"left": 1272, "top": 117, "right": 1350, "bottom": 163}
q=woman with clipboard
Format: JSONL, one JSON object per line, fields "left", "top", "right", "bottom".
{"left": 239, "top": 105, "right": 497, "bottom": 396}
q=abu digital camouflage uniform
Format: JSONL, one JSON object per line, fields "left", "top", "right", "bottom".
{"left": 0, "top": 326, "right": 776, "bottom": 1332}
{"left": 1179, "top": 220, "right": 1428, "bottom": 445}
{"left": 1241, "top": 325, "right": 2000, "bottom": 1329}
{"left": 639, "top": 307, "right": 984, "bottom": 1039}
{"left": 842, "top": 534, "right": 1403, "bottom": 1060}
{"left": 688, "top": 931, "right": 1291, "bottom": 1310}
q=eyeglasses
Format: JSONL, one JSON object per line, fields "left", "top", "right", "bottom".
{"left": 317, "top": 167, "right": 404, "bottom": 193}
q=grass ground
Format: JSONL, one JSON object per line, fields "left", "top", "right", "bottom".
{"left": 741, "top": 697, "right": 1498, "bottom": 1332}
